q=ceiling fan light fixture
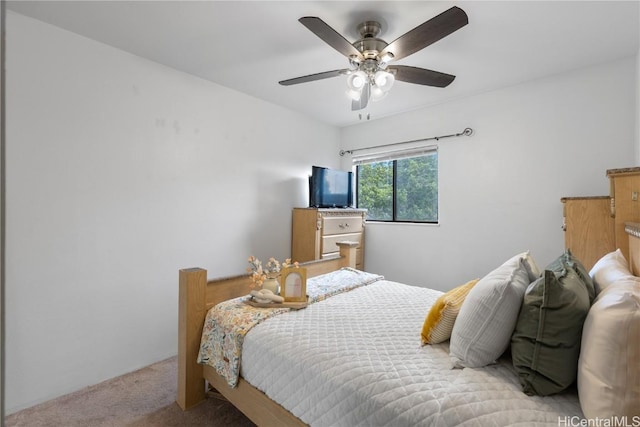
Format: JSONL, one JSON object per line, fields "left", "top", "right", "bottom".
{"left": 371, "top": 86, "right": 387, "bottom": 102}
{"left": 346, "top": 71, "right": 368, "bottom": 91}
{"left": 346, "top": 88, "right": 362, "bottom": 101}
{"left": 379, "top": 52, "right": 394, "bottom": 64}
{"left": 374, "top": 70, "right": 395, "bottom": 92}
{"left": 348, "top": 55, "right": 362, "bottom": 67}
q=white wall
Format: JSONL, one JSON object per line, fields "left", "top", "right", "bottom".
{"left": 637, "top": 49, "right": 640, "bottom": 163}
{"left": 5, "top": 12, "right": 340, "bottom": 413}
{"left": 637, "top": 2, "right": 640, "bottom": 163}
{"left": 342, "top": 57, "right": 637, "bottom": 291}
{"left": 1, "top": 2, "right": 6, "bottom": 423}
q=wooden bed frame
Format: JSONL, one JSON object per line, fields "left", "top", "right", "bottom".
{"left": 176, "top": 241, "right": 359, "bottom": 426}
{"left": 177, "top": 225, "right": 640, "bottom": 426}
{"left": 625, "top": 223, "right": 640, "bottom": 276}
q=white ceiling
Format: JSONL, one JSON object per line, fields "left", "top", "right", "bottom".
{"left": 7, "top": 1, "right": 640, "bottom": 128}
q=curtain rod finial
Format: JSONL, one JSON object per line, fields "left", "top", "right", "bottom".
{"left": 463, "top": 128, "right": 473, "bottom": 136}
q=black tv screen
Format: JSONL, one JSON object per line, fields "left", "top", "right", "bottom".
{"left": 309, "top": 166, "right": 353, "bottom": 208}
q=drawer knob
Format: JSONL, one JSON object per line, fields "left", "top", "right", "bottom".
{"left": 338, "top": 223, "right": 350, "bottom": 229}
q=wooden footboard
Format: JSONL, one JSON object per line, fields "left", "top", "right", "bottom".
{"left": 176, "top": 241, "right": 359, "bottom": 425}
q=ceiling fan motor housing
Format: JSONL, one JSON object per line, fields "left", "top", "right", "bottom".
{"left": 353, "top": 38, "right": 388, "bottom": 60}
{"left": 353, "top": 21, "right": 388, "bottom": 60}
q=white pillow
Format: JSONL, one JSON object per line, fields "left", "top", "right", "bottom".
{"left": 449, "top": 254, "right": 530, "bottom": 368}
{"left": 577, "top": 279, "right": 640, "bottom": 419}
{"left": 589, "top": 249, "right": 633, "bottom": 295}
{"left": 520, "top": 250, "right": 541, "bottom": 283}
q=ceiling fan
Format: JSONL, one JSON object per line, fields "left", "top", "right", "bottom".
{"left": 279, "top": 6, "right": 468, "bottom": 111}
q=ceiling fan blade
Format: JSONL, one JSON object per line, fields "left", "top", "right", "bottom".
{"left": 279, "top": 69, "right": 348, "bottom": 86}
{"left": 379, "top": 6, "right": 468, "bottom": 62}
{"left": 352, "top": 84, "right": 370, "bottom": 111}
{"left": 299, "top": 17, "right": 363, "bottom": 59}
{"left": 390, "top": 65, "right": 455, "bottom": 88}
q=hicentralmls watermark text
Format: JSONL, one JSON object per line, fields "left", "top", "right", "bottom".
{"left": 558, "top": 416, "right": 640, "bottom": 427}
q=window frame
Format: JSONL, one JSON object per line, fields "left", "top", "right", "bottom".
{"left": 353, "top": 147, "right": 439, "bottom": 224}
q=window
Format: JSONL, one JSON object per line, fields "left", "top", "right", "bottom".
{"left": 355, "top": 147, "right": 438, "bottom": 223}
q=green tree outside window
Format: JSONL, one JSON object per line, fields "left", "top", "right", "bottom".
{"left": 356, "top": 152, "right": 438, "bottom": 223}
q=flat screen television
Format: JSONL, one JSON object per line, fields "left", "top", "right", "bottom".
{"left": 309, "top": 166, "right": 354, "bottom": 208}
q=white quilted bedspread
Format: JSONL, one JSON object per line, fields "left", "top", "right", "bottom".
{"left": 240, "top": 280, "right": 583, "bottom": 427}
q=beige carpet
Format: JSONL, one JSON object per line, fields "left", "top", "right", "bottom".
{"left": 5, "top": 357, "right": 256, "bottom": 427}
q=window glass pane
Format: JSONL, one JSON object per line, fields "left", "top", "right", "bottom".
{"left": 357, "top": 161, "right": 393, "bottom": 220}
{"left": 395, "top": 154, "right": 438, "bottom": 222}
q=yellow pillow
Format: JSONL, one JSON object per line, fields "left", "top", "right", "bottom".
{"left": 421, "top": 279, "right": 480, "bottom": 345}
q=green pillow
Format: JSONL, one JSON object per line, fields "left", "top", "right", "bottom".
{"left": 511, "top": 266, "right": 591, "bottom": 396}
{"left": 545, "top": 249, "right": 595, "bottom": 303}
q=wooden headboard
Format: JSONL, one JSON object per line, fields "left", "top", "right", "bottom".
{"left": 625, "top": 222, "right": 640, "bottom": 276}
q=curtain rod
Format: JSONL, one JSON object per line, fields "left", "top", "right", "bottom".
{"left": 339, "top": 127, "right": 474, "bottom": 157}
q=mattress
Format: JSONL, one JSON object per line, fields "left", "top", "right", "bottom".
{"left": 198, "top": 268, "right": 384, "bottom": 387}
{"left": 240, "top": 280, "right": 583, "bottom": 426}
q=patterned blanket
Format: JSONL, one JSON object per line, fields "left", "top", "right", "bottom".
{"left": 197, "top": 268, "right": 384, "bottom": 387}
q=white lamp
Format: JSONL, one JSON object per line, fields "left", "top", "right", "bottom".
{"left": 346, "top": 70, "right": 367, "bottom": 101}
{"left": 371, "top": 86, "right": 387, "bottom": 102}
{"left": 346, "top": 69, "right": 394, "bottom": 104}
{"left": 347, "top": 71, "right": 368, "bottom": 91}
{"left": 374, "top": 70, "right": 394, "bottom": 92}
{"left": 346, "top": 88, "right": 362, "bottom": 101}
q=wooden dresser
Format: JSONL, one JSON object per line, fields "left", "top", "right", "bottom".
{"left": 561, "top": 167, "right": 640, "bottom": 270}
{"left": 560, "top": 196, "right": 615, "bottom": 271}
{"left": 607, "top": 167, "right": 640, "bottom": 260}
{"left": 292, "top": 208, "right": 366, "bottom": 270}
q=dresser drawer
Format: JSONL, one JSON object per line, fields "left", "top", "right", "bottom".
{"left": 322, "top": 215, "right": 363, "bottom": 236}
{"left": 322, "top": 248, "right": 363, "bottom": 266}
{"left": 322, "top": 232, "right": 362, "bottom": 256}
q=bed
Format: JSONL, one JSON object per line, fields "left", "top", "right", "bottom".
{"left": 177, "top": 233, "right": 640, "bottom": 426}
